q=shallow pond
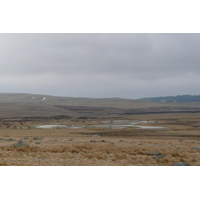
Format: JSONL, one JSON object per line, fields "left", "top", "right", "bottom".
{"left": 132, "top": 125, "right": 167, "bottom": 130}
{"left": 35, "top": 120, "right": 167, "bottom": 130}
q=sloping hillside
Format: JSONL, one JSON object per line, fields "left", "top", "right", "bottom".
{"left": 140, "top": 95, "right": 200, "bottom": 102}
{"left": 1, "top": 93, "right": 200, "bottom": 118}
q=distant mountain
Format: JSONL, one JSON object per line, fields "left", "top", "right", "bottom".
{"left": 140, "top": 95, "right": 200, "bottom": 102}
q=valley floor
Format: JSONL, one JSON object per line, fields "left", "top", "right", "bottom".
{"left": 0, "top": 113, "right": 200, "bottom": 166}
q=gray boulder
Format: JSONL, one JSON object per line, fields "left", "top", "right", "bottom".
{"left": 149, "top": 151, "right": 164, "bottom": 159}
{"left": 152, "top": 155, "right": 164, "bottom": 159}
{"left": 13, "top": 140, "right": 29, "bottom": 147}
{"left": 33, "top": 137, "right": 43, "bottom": 140}
{"left": 5, "top": 138, "right": 16, "bottom": 141}
{"left": 191, "top": 148, "right": 200, "bottom": 151}
{"left": 149, "top": 151, "right": 160, "bottom": 155}
{"left": 173, "top": 162, "right": 191, "bottom": 166}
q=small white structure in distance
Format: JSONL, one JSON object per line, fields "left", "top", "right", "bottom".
{"left": 42, "top": 97, "right": 46, "bottom": 101}
{"left": 32, "top": 97, "right": 35, "bottom": 99}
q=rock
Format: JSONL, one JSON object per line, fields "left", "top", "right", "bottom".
{"left": 79, "top": 116, "right": 88, "bottom": 119}
{"left": 179, "top": 140, "right": 183, "bottom": 142}
{"left": 90, "top": 140, "right": 97, "bottom": 143}
{"left": 152, "top": 155, "right": 164, "bottom": 159}
{"left": 13, "top": 140, "right": 29, "bottom": 147}
{"left": 33, "top": 137, "right": 43, "bottom": 140}
{"left": 24, "top": 137, "right": 29, "bottom": 140}
{"left": 5, "top": 138, "right": 16, "bottom": 141}
{"left": 110, "top": 142, "right": 115, "bottom": 145}
{"left": 173, "top": 162, "right": 191, "bottom": 166}
{"left": 149, "top": 151, "right": 160, "bottom": 155}
{"left": 191, "top": 148, "right": 200, "bottom": 151}
{"left": 101, "top": 140, "right": 105, "bottom": 142}
{"left": 68, "top": 138, "right": 74, "bottom": 141}
{"left": 35, "top": 142, "right": 41, "bottom": 144}
{"left": 149, "top": 151, "right": 164, "bottom": 159}
{"left": 4, "top": 136, "right": 10, "bottom": 137}
{"left": 119, "top": 140, "right": 124, "bottom": 142}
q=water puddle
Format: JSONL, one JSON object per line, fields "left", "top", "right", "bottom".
{"left": 35, "top": 125, "right": 86, "bottom": 129}
{"left": 100, "top": 121, "right": 111, "bottom": 123}
{"left": 132, "top": 125, "right": 167, "bottom": 130}
{"left": 35, "top": 125, "right": 67, "bottom": 129}
{"left": 35, "top": 120, "right": 167, "bottom": 130}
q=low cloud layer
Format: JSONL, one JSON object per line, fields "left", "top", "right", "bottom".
{"left": 0, "top": 33, "right": 200, "bottom": 99}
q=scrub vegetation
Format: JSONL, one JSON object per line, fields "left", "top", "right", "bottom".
{"left": 0, "top": 93, "right": 200, "bottom": 166}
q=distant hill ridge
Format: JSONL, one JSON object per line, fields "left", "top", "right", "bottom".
{"left": 0, "top": 93, "right": 200, "bottom": 118}
{"left": 140, "top": 95, "right": 200, "bottom": 102}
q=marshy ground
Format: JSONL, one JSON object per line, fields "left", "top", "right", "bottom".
{"left": 0, "top": 113, "right": 200, "bottom": 166}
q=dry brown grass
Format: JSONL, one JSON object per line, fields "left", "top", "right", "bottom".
{"left": 0, "top": 112, "right": 200, "bottom": 166}
{"left": 0, "top": 140, "right": 198, "bottom": 166}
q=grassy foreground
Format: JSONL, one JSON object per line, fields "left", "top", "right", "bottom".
{"left": 0, "top": 113, "right": 200, "bottom": 166}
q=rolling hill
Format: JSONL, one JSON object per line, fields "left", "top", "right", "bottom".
{"left": 140, "top": 95, "right": 200, "bottom": 102}
{"left": 0, "top": 93, "right": 200, "bottom": 118}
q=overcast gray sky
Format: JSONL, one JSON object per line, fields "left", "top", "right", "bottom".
{"left": 0, "top": 33, "right": 200, "bottom": 99}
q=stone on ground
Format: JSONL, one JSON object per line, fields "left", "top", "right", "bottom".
{"left": 13, "top": 140, "right": 29, "bottom": 147}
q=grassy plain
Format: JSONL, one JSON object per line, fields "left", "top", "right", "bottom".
{"left": 0, "top": 112, "right": 200, "bottom": 166}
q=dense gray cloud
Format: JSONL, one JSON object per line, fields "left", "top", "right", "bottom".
{"left": 0, "top": 33, "right": 200, "bottom": 98}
